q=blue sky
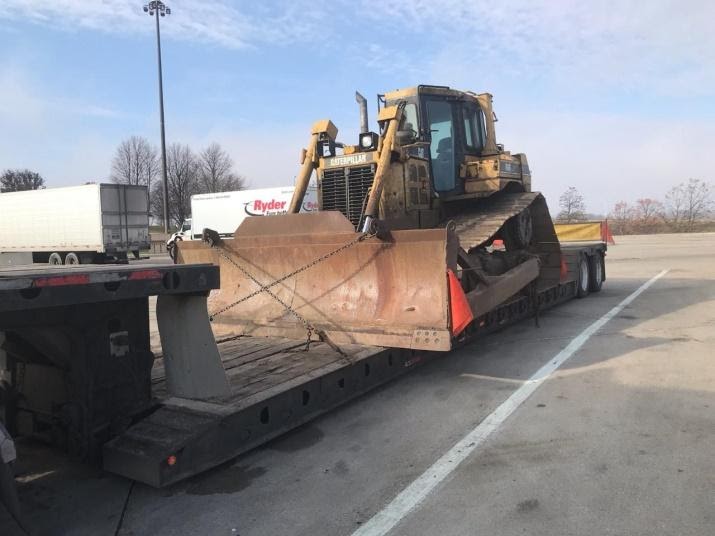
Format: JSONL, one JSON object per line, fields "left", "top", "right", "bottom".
{"left": 1, "top": 0, "right": 713, "bottom": 214}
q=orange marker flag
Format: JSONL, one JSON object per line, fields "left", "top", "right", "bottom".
{"left": 448, "top": 270, "right": 474, "bottom": 336}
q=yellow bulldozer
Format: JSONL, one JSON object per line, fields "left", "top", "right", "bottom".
{"left": 178, "top": 85, "right": 562, "bottom": 352}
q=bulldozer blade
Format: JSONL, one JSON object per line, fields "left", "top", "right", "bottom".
{"left": 177, "top": 212, "right": 456, "bottom": 351}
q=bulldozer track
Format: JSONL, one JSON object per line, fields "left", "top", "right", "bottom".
{"left": 446, "top": 191, "right": 562, "bottom": 288}
{"left": 446, "top": 191, "right": 558, "bottom": 251}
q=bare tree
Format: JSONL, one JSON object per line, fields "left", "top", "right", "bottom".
{"left": 152, "top": 143, "right": 199, "bottom": 228}
{"left": 665, "top": 184, "right": 686, "bottom": 229}
{"left": 110, "top": 136, "right": 159, "bottom": 195}
{"left": 198, "top": 142, "right": 245, "bottom": 193}
{"left": 557, "top": 187, "right": 586, "bottom": 222}
{"left": 669, "top": 179, "right": 712, "bottom": 231}
{"left": 0, "top": 169, "right": 45, "bottom": 192}
{"left": 150, "top": 182, "right": 166, "bottom": 228}
{"left": 608, "top": 201, "right": 634, "bottom": 235}
{"left": 634, "top": 198, "right": 664, "bottom": 223}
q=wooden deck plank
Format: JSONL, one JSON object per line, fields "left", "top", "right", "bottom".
{"left": 151, "top": 337, "right": 375, "bottom": 404}
{"left": 151, "top": 337, "right": 305, "bottom": 383}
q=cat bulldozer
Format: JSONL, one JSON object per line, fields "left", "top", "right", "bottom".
{"left": 178, "top": 85, "right": 562, "bottom": 351}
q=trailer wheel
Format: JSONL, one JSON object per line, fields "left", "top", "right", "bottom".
{"left": 65, "top": 252, "right": 80, "bottom": 265}
{"left": 48, "top": 252, "right": 63, "bottom": 265}
{"left": 167, "top": 237, "right": 180, "bottom": 263}
{"left": 576, "top": 255, "right": 590, "bottom": 298}
{"left": 588, "top": 252, "right": 604, "bottom": 293}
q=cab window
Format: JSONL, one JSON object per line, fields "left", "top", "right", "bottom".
{"left": 463, "top": 105, "right": 485, "bottom": 153}
{"left": 398, "top": 103, "right": 419, "bottom": 140}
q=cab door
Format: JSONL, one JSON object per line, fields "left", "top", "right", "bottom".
{"left": 424, "top": 98, "right": 462, "bottom": 195}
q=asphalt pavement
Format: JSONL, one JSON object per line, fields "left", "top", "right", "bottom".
{"left": 5, "top": 233, "right": 715, "bottom": 536}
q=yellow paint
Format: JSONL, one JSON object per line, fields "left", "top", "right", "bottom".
{"left": 311, "top": 119, "right": 338, "bottom": 140}
{"left": 554, "top": 222, "right": 603, "bottom": 241}
{"left": 377, "top": 105, "right": 399, "bottom": 122}
{"left": 384, "top": 87, "right": 418, "bottom": 100}
{"left": 464, "top": 178, "right": 500, "bottom": 194}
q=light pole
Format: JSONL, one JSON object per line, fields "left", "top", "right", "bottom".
{"left": 143, "top": 1, "right": 171, "bottom": 234}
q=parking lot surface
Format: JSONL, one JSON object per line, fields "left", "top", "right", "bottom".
{"left": 5, "top": 233, "right": 715, "bottom": 536}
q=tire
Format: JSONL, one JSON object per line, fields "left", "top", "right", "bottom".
{"left": 168, "top": 237, "right": 181, "bottom": 263}
{"left": 576, "top": 255, "right": 590, "bottom": 298}
{"left": 132, "top": 250, "right": 141, "bottom": 260}
{"left": 65, "top": 252, "right": 80, "bottom": 265}
{"left": 588, "top": 252, "right": 604, "bottom": 293}
{"left": 48, "top": 252, "right": 63, "bottom": 265}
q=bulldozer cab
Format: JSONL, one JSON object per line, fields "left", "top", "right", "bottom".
{"left": 385, "top": 85, "right": 500, "bottom": 199}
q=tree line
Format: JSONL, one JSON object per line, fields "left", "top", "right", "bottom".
{"left": 110, "top": 136, "right": 246, "bottom": 228}
{"left": 556, "top": 179, "right": 714, "bottom": 234}
{"left": 5, "top": 156, "right": 712, "bottom": 236}
{"left": 0, "top": 169, "right": 45, "bottom": 192}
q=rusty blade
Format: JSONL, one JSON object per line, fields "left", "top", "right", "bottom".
{"left": 177, "top": 212, "right": 454, "bottom": 351}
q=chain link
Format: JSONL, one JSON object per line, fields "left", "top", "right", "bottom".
{"left": 206, "top": 228, "right": 377, "bottom": 354}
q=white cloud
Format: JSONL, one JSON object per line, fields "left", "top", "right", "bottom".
{"left": 361, "top": 0, "right": 715, "bottom": 97}
{"left": 0, "top": 0, "right": 326, "bottom": 49}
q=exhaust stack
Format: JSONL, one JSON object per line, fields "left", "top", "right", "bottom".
{"left": 355, "top": 91, "right": 368, "bottom": 134}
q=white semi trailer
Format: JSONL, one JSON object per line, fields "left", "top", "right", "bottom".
{"left": 167, "top": 185, "right": 318, "bottom": 245}
{"left": 0, "top": 184, "right": 150, "bottom": 265}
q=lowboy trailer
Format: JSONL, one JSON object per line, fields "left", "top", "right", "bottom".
{"left": 0, "top": 238, "right": 604, "bottom": 495}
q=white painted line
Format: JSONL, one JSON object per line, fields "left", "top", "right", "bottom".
{"left": 352, "top": 269, "right": 669, "bottom": 536}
